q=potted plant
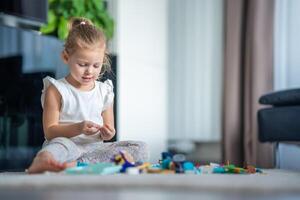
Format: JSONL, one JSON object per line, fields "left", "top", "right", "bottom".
{"left": 40, "top": 0, "right": 114, "bottom": 41}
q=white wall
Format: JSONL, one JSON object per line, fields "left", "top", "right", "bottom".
{"left": 274, "top": 0, "right": 300, "bottom": 171}
{"left": 275, "top": 0, "right": 300, "bottom": 90}
{"left": 168, "top": 0, "right": 223, "bottom": 144}
{"left": 116, "top": 0, "right": 168, "bottom": 162}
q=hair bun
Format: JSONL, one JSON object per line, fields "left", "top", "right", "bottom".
{"left": 68, "top": 17, "right": 93, "bottom": 31}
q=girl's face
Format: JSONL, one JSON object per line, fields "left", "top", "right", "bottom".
{"left": 62, "top": 47, "right": 105, "bottom": 90}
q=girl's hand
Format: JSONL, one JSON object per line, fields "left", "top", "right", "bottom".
{"left": 80, "top": 121, "right": 101, "bottom": 135}
{"left": 99, "top": 124, "right": 115, "bottom": 140}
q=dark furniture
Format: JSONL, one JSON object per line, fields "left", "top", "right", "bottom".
{"left": 0, "top": 55, "right": 54, "bottom": 171}
{"left": 258, "top": 88, "right": 300, "bottom": 142}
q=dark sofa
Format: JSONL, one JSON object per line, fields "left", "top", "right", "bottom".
{"left": 258, "top": 88, "right": 300, "bottom": 142}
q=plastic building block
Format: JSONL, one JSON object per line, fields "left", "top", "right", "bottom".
{"left": 65, "top": 162, "right": 122, "bottom": 175}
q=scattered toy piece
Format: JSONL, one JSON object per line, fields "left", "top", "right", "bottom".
{"left": 63, "top": 151, "right": 263, "bottom": 175}
{"left": 65, "top": 162, "right": 121, "bottom": 175}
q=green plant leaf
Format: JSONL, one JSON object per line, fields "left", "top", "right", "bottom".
{"left": 58, "top": 17, "right": 68, "bottom": 40}
{"left": 92, "top": 0, "right": 104, "bottom": 11}
{"left": 72, "top": 0, "right": 85, "bottom": 15}
{"left": 96, "top": 12, "right": 114, "bottom": 39}
{"left": 86, "top": 0, "right": 95, "bottom": 12}
{"left": 106, "top": 18, "right": 114, "bottom": 39}
{"left": 48, "top": 0, "right": 56, "bottom": 4}
{"left": 40, "top": 10, "right": 57, "bottom": 34}
{"left": 41, "top": 0, "right": 115, "bottom": 41}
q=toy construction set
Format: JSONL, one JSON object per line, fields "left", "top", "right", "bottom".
{"left": 64, "top": 151, "right": 263, "bottom": 175}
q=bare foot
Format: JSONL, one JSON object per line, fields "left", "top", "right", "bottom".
{"left": 27, "top": 151, "right": 67, "bottom": 174}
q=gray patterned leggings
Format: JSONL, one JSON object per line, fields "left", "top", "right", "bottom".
{"left": 39, "top": 137, "right": 149, "bottom": 164}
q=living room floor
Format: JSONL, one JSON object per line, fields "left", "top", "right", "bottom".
{"left": 1, "top": 169, "right": 300, "bottom": 200}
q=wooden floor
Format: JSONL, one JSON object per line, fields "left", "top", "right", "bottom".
{"left": 1, "top": 169, "right": 300, "bottom": 200}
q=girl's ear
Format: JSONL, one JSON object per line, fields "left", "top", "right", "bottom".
{"left": 61, "top": 51, "right": 69, "bottom": 64}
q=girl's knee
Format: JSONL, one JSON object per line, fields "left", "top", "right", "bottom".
{"left": 44, "top": 137, "right": 75, "bottom": 148}
{"left": 120, "top": 140, "right": 147, "bottom": 148}
{"left": 41, "top": 137, "right": 81, "bottom": 163}
{"left": 125, "top": 141, "right": 149, "bottom": 162}
{"left": 134, "top": 141, "right": 148, "bottom": 152}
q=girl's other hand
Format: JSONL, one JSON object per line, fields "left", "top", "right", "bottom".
{"left": 99, "top": 124, "right": 115, "bottom": 140}
{"left": 80, "top": 120, "right": 101, "bottom": 135}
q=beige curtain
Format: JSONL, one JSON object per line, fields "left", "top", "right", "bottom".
{"left": 222, "top": 0, "right": 275, "bottom": 168}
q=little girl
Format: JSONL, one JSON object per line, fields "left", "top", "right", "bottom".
{"left": 27, "top": 17, "right": 148, "bottom": 173}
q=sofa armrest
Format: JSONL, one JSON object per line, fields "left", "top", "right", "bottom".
{"left": 259, "top": 88, "right": 300, "bottom": 106}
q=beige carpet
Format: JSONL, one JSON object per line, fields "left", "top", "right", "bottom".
{"left": 0, "top": 169, "right": 300, "bottom": 194}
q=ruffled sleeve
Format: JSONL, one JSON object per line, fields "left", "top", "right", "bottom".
{"left": 102, "top": 79, "right": 114, "bottom": 111}
{"left": 41, "top": 76, "right": 63, "bottom": 108}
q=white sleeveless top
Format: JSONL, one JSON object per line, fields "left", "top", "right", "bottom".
{"left": 41, "top": 76, "right": 114, "bottom": 143}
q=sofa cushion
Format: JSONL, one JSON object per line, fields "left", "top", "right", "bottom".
{"left": 258, "top": 106, "right": 300, "bottom": 142}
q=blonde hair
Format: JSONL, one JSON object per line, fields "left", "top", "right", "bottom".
{"left": 64, "top": 17, "right": 111, "bottom": 78}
